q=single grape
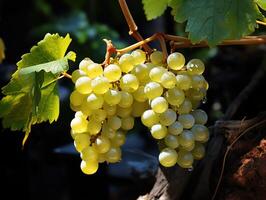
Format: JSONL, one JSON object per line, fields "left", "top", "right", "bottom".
{"left": 74, "top": 133, "right": 90, "bottom": 152}
{"left": 70, "top": 90, "right": 85, "bottom": 107}
{"left": 104, "top": 89, "right": 121, "bottom": 105}
{"left": 150, "top": 51, "right": 163, "bottom": 65}
{"left": 186, "top": 88, "right": 205, "bottom": 101}
{"left": 149, "top": 67, "right": 166, "bottom": 83}
{"left": 86, "top": 63, "right": 103, "bottom": 78}
{"left": 75, "top": 111, "right": 87, "bottom": 119}
{"left": 95, "top": 135, "right": 111, "bottom": 154}
{"left": 191, "top": 124, "right": 209, "bottom": 142}
{"left": 80, "top": 160, "right": 98, "bottom": 175}
{"left": 90, "top": 109, "right": 107, "bottom": 122}
{"left": 191, "top": 75, "right": 205, "bottom": 89}
{"left": 131, "top": 101, "right": 149, "bottom": 117}
{"left": 176, "top": 74, "right": 192, "bottom": 90}
{"left": 80, "top": 102, "right": 93, "bottom": 116}
{"left": 133, "top": 86, "right": 148, "bottom": 102}
{"left": 164, "top": 134, "right": 179, "bottom": 149}
{"left": 165, "top": 87, "right": 185, "bottom": 106}
{"left": 87, "top": 120, "right": 102, "bottom": 135}
{"left": 102, "top": 123, "right": 116, "bottom": 139}
{"left": 71, "top": 69, "right": 86, "bottom": 83}
{"left": 118, "top": 91, "right": 133, "bottom": 108}
{"left": 177, "top": 150, "right": 194, "bottom": 168}
{"left": 105, "top": 147, "right": 122, "bottom": 163}
{"left": 191, "top": 109, "right": 208, "bottom": 125}
{"left": 161, "top": 71, "right": 177, "bottom": 89}
{"left": 151, "top": 96, "right": 168, "bottom": 113}
{"left": 150, "top": 124, "right": 167, "bottom": 139}
{"left": 116, "top": 106, "right": 132, "bottom": 118}
{"left": 111, "top": 130, "right": 126, "bottom": 147}
{"left": 107, "top": 115, "right": 122, "bottom": 130}
{"left": 141, "top": 109, "right": 159, "bottom": 127}
{"left": 131, "top": 49, "right": 146, "bottom": 65}
{"left": 79, "top": 58, "right": 94, "bottom": 73}
{"left": 144, "top": 82, "right": 163, "bottom": 99}
{"left": 70, "top": 117, "right": 88, "bottom": 133}
{"left": 191, "top": 143, "right": 205, "bottom": 160}
{"left": 86, "top": 93, "right": 104, "bottom": 110}
{"left": 159, "top": 148, "right": 178, "bottom": 167}
{"left": 75, "top": 76, "right": 92, "bottom": 94}
{"left": 81, "top": 146, "right": 98, "bottom": 162}
{"left": 121, "top": 116, "right": 135, "bottom": 130}
{"left": 91, "top": 76, "right": 110, "bottom": 94}
{"left": 178, "top": 130, "right": 195, "bottom": 148}
{"left": 167, "top": 52, "right": 185, "bottom": 70}
{"left": 177, "top": 99, "right": 192, "bottom": 114}
{"left": 119, "top": 54, "right": 134, "bottom": 73}
{"left": 132, "top": 63, "right": 150, "bottom": 83}
{"left": 186, "top": 59, "right": 205, "bottom": 75}
{"left": 168, "top": 121, "right": 183, "bottom": 135}
{"left": 103, "top": 103, "right": 117, "bottom": 116}
{"left": 179, "top": 142, "right": 195, "bottom": 151}
{"left": 120, "top": 74, "right": 139, "bottom": 92}
{"left": 178, "top": 114, "right": 195, "bottom": 129}
{"left": 104, "top": 64, "right": 122, "bottom": 82}
{"left": 159, "top": 109, "right": 177, "bottom": 126}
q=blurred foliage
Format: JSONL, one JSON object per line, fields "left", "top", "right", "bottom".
{"left": 0, "top": 38, "right": 5, "bottom": 63}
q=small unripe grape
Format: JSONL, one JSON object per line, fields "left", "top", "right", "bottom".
{"left": 86, "top": 63, "right": 103, "bottom": 78}
{"left": 104, "top": 89, "right": 121, "bottom": 105}
{"left": 118, "top": 91, "right": 133, "bottom": 108}
{"left": 150, "top": 51, "right": 163, "bottom": 65}
{"left": 121, "top": 116, "right": 135, "bottom": 130}
{"left": 75, "top": 76, "right": 92, "bottom": 94}
{"left": 105, "top": 147, "right": 122, "bottom": 163}
{"left": 131, "top": 49, "right": 146, "bottom": 65}
{"left": 192, "top": 143, "right": 205, "bottom": 160}
{"left": 191, "top": 109, "right": 208, "bottom": 125}
{"left": 159, "top": 109, "right": 177, "bottom": 126}
{"left": 177, "top": 150, "right": 194, "bottom": 168}
{"left": 165, "top": 87, "right": 185, "bottom": 106}
{"left": 150, "top": 124, "right": 167, "bottom": 139}
{"left": 168, "top": 121, "right": 183, "bottom": 135}
{"left": 71, "top": 69, "right": 86, "bottom": 83}
{"left": 144, "top": 82, "right": 163, "bottom": 99}
{"left": 191, "top": 124, "right": 209, "bottom": 142}
{"left": 91, "top": 76, "right": 110, "bottom": 94}
{"left": 159, "top": 148, "right": 178, "bottom": 167}
{"left": 104, "top": 64, "right": 122, "bottom": 82}
{"left": 120, "top": 74, "right": 139, "bottom": 92}
{"left": 141, "top": 109, "right": 159, "bottom": 127}
{"left": 119, "top": 54, "right": 134, "bottom": 73}
{"left": 151, "top": 97, "right": 168, "bottom": 113}
{"left": 186, "top": 59, "right": 205, "bottom": 75}
{"left": 95, "top": 136, "right": 111, "bottom": 154}
{"left": 167, "top": 52, "right": 185, "bottom": 70}
{"left": 178, "top": 114, "right": 195, "bottom": 129}
{"left": 164, "top": 134, "right": 179, "bottom": 149}
{"left": 80, "top": 160, "right": 98, "bottom": 175}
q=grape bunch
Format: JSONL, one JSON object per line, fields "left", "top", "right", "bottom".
{"left": 69, "top": 48, "right": 209, "bottom": 174}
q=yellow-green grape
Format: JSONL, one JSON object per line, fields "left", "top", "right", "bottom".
{"left": 186, "top": 59, "right": 205, "bottom": 75}
{"left": 120, "top": 74, "right": 139, "bottom": 92}
{"left": 75, "top": 111, "right": 87, "bottom": 119}
{"left": 79, "top": 58, "right": 94, "bottom": 73}
{"left": 111, "top": 130, "right": 126, "bottom": 147}
{"left": 87, "top": 120, "right": 102, "bottom": 135}
{"left": 177, "top": 150, "right": 194, "bottom": 168}
{"left": 105, "top": 147, "right": 122, "bottom": 163}
{"left": 150, "top": 51, "right": 163, "bottom": 65}
{"left": 81, "top": 146, "right": 98, "bottom": 162}
{"left": 191, "top": 143, "right": 205, "bottom": 160}
{"left": 70, "top": 103, "right": 81, "bottom": 112}
{"left": 141, "top": 109, "right": 159, "bottom": 127}
{"left": 176, "top": 74, "right": 192, "bottom": 90}
{"left": 164, "top": 134, "right": 179, "bottom": 148}
{"left": 179, "top": 142, "right": 195, "bottom": 151}
{"left": 186, "top": 88, "right": 205, "bottom": 101}
{"left": 178, "top": 114, "right": 195, "bottom": 129}
{"left": 151, "top": 97, "right": 168, "bottom": 114}
{"left": 118, "top": 91, "right": 133, "bottom": 108}
{"left": 121, "top": 116, "right": 134, "bottom": 130}
{"left": 80, "top": 160, "right": 98, "bottom": 175}
{"left": 80, "top": 102, "right": 93, "bottom": 116}
{"left": 71, "top": 69, "right": 86, "bottom": 83}
{"left": 144, "top": 82, "right": 163, "bottom": 99}
{"left": 103, "top": 64, "right": 122, "bottom": 82}
{"left": 70, "top": 90, "right": 85, "bottom": 107}
{"left": 131, "top": 101, "right": 149, "bottom": 117}
{"left": 132, "top": 64, "right": 151, "bottom": 83}
{"left": 116, "top": 106, "right": 132, "bottom": 118}
{"left": 191, "top": 124, "right": 209, "bottom": 142}
{"left": 90, "top": 109, "right": 107, "bottom": 122}
{"left": 119, "top": 54, "right": 134, "bottom": 73}
{"left": 168, "top": 121, "right": 183, "bottom": 135}
{"left": 165, "top": 87, "right": 185, "bottom": 106}
{"left": 97, "top": 153, "right": 106, "bottom": 163}
{"left": 70, "top": 117, "right": 88, "bottom": 133}
{"left": 107, "top": 115, "right": 122, "bottom": 130}
{"left": 86, "top": 93, "right": 104, "bottom": 110}
{"left": 149, "top": 67, "right": 166, "bottom": 83}
{"left": 203, "top": 79, "right": 209, "bottom": 90}
{"left": 86, "top": 63, "right": 103, "bottom": 78}
{"left": 191, "top": 75, "right": 205, "bottom": 89}
{"left": 104, "top": 89, "right": 121, "bottom": 105}
{"left": 150, "top": 124, "right": 167, "bottom": 139}
{"left": 102, "top": 123, "right": 116, "bottom": 139}
{"left": 75, "top": 76, "right": 92, "bottom": 94}
{"left": 95, "top": 135, "right": 111, "bottom": 154}
{"left": 70, "top": 130, "right": 76, "bottom": 139}
{"left": 177, "top": 99, "right": 192, "bottom": 114}
{"left": 91, "top": 76, "right": 110, "bottom": 94}
{"left": 167, "top": 52, "right": 185, "bottom": 70}
{"left": 161, "top": 71, "right": 177, "bottom": 89}
{"left": 178, "top": 130, "right": 194, "bottom": 148}
{"left": 159, "top": 109, "right": 177, "bottom": 126}
{"left": 159, "top": 148, "right": 178, "bottom": 167}
{"left": 103, "top": 103, "right": 117, "bottom": 116}
{"left": 74, "top": 133, "right": 90, "bottom": 152}
{"left": 131, "top": 49, "right": 146, "bottom": 65}
{"left": 133, "top": 86, "right": 148, "bottom": 102}
{"left": 191, "top": 109, "right": 208, "bottom": 125}
{"left": 191, "top": 100, "right": 201, "bottom": 110}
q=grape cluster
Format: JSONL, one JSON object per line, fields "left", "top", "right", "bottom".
{"left": 69, "top": 49, "right": 209, "bottom": 174}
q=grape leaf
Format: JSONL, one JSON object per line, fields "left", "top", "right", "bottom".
{"left": 0, "top": 33, "right": 74, "bottom": 145}
{"left": 142, "top": 0, "right": 170, "bottom": 20}
{"left": 256, "top": 0, "right": 266, "bottom": 10}
{"left": 0, "top": 37, "right": 5, "bottom": 63}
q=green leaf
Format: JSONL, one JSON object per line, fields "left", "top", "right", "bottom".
{"left": 256, "top": 0, "right": 266, "bottom": 10}
{"left": 142, "top": 0, "right": 170, "bottom": 20}
{"left": 0, "top": 33, "right": 74, "bottom": 145}
{"left": 0, "top": 37, "right": 5, "bottom": 63}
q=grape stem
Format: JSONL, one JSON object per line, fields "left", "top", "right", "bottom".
{"left": 62, "top": 72, "right": 72, "bottom": 79}
{"left": 102, "top": 39, "right": 117, "bottom": 66}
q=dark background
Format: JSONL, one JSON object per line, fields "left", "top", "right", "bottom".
{"left": 1, "top": 0, "right": 266, "bottom": 200}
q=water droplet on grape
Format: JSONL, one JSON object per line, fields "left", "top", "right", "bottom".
{"left": 202, "top": 97, "right": 207, "bottom": 104}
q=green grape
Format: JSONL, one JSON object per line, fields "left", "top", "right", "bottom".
{"left": 161, "top": 71, "right": 177, "bottom": 89}
{"left": 186, "top": 59, "right": 205, "bottom": 75}
{"left": 191, "top": 100, "right": 201, "bottom": 110}
{"left": 71, "top": 69, "right": 86, "bottom": 83}
{"left": 107, "top": 115, "right": 122, "bottom": 130}
{"left": 91, "top": 76, "right": 110, "bottom": 94}
{"left": 87, "top": 120, "right": 102, "bottom": 135}
{"left": 116, "top": 106, "right": 132, "bottom": 118}
{"left": 144, "top": 82, "right": 163, "bottom": 99}
{"left": 131, "top": 49, "right": 146, "bottom": 65}
{"left": 132, "top": 64, "right": 150, "bottom": 83}
{"left": 167, "top": 52, "right": 185, "bottom": 70}
{"left": 176, "top": 74, "right": 192, "bottom": 90}
{"left": 103, "top": 103, "right": 117, "bottom": 116}
{"left": 80, "top": 160, "right": 98, "bottom": 175}
{"left": 191, "top": 109, "right": 208, "bottom": 125}
{"left": 70, "top": 117, "right": 88, "bottom": 133}
{"left": 95, "top": 135, "right": 111, "bottom": 154}
{"left": 168, "top": 121, "right": 183, "bottom": 135}
{"left": 102, "top": 123, "right": 116, "bottom": 139}
{"left": 79, "top": 58, "right": 94, "bottom": 73}
{"left": 120, "top": 74, "right": 139, "bottom": 92}
{"left": 86, "top": 93, "right": 104, "bottom": 110}
{"left": 203, "top": 79, "right": 209, "bottom": 90}
{"left": 164, "top": 134, "right": 179, "bottom": 148}
{"left": 70, "top": 103, "right": 81, "bottom": 112}
{"left": 133, "top": 86, "right": 148, "bottom": 102}
{"left": 150, "top": 51, "right": 163, "bottom": 65}
{"left": 104, "top": 89, "right": 121, "bottom": 105}
{"left": 121, "top": 116, "right": 134, "bottom": 130}
{"left": 179, "top": 142, "right": 195, "bottom": 151}
{"left": 159, "top": 148, "right": 178, "bottom": 167}
{"left": 111, "top": 130, "right": 126, "bottom": 147}
{"left": 75, "top": 76, "right": 92, "bottom": 94}
{"left": 186, "top": 88, "right": 205, "bottom": 101}
{"left": 150, "top": 124, "right": 167, "bottom": 139}
{"left": 75, "top": 111, "right": 87, "bottom": 119}
{"left": 177, "top": 150, "right": 194, "bottom": 168}
{"left": 97, "top": 153, "right": 106, "bottom": 163}
{"left": 118, "top": 91, "right": 133, "bottom": 108}
{"left": 70, "top": 90, "right": 85, "bottom": 107}
{"left": 149, "top": 67, "right": 166, "bottom": 83}
{"left": 119, "top": 54, "right": 134, "bottom": 73}
{"left": 105, "top": 147, "right": 122, "bottom": 163}
{"left": 90, "top": 109, "right": 107, "bottom": 122}
{"left": 151, "top": 96, "right": 168, "bottom": 114}
{"left": 104, "top": 64, "right": 122, "bottom": 82}
{"left": 80, "top": 102, "right": 93, "bottom": 116}
{"left": 177, "top": 99, "right": 192, "bottom": 114}
{"left": 178, "top": 130, "right": 195, "bottom": 148}
{"left": 178, "top": 114, "right": 195, "bottom": 129}
{"left": 159, "top": 109, "right": 177, "bottom": 126}
{"left": 131, "top": 101, "right": 149, "bottom": 117}
{"left": 141, "top": 109, "right": 159, "bottom": 127}
{"left": 165, "top": 87, "right": 185, "bottom": 106}
{"left": 192, "top": 142, "right": 205, "bottom": 160}
{"left": 81, "top": 146, "right": 98, "bottom": 162}
{"left": 191, "top": 124, "right": 209, "bottom": 142}
{"left": 74, "top": 133, "right": 90, "bottom": 152}
{"left": 86, "top": 63, "right": 103, "bottom": 78}
{"left": 191, "top": 75, "right": 205, "bottom": 89}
